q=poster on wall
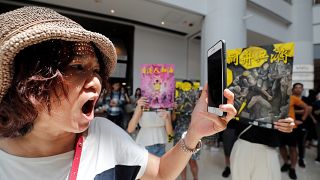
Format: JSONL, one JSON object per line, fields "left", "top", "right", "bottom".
{"left": 227, "top": 42, "right": 294, "bottom": 128}
{"left": 140, "top": 64, "right": 175, "bottom": 111}
{"left": 175, "top": 80, "right": 200, "bottom": 115}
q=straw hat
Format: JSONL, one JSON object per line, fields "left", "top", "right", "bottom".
{"left": 0, "top": 6, "right": 117, "bottom": 103}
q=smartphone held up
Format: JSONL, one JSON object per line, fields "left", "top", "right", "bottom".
{"left": 207, "top": 40, "right": 227, "bottom": 117}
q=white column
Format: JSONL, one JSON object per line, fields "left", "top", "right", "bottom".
{"left": 200, "top": 0, "right": 247, "bottom": 85}
{"left": 290, "top": 0, "right": 314, "bottom": 91}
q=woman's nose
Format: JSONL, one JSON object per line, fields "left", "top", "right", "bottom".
{"left": 84, "top": 73, "right": 102, "bottom": 94}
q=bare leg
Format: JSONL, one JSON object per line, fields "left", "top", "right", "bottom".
{"left": 225, "top": 155, "right": 230, "bottom": 166}
{"left": 289, "top": 146, "right": 297, "bottom": 169}
{"left": 280, "top": 146, "right": 289, "bottom": 163}
{"left": 189, "top": 159, "right": 198, "bottom": 180}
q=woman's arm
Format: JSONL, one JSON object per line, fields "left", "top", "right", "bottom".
{"left": 171, "top": 102, "right": 177, "bottom": 122}
{"left": 127, "top": 97, "right": 147, "bottom": 133}
{"left": 140, "top": 84, "right": 237, "bottom": 180}
{"left": 124, "top": 93, "right": 131, "bottom": 104}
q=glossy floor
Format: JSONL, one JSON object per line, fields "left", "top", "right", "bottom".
{"left": 176, "top": 145, "right": 320, "bottom": 180}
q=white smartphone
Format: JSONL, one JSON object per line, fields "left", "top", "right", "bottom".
{"left": 207, "top": 40, "right": 227, "bottom": 117}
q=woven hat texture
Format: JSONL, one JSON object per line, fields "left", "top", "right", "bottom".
{"left": 0, "top": 6, "right": 117, "bottom": 103}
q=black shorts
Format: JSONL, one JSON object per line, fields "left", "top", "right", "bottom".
{"left": 278, "top": 129, "right": 298, "bottom": 147}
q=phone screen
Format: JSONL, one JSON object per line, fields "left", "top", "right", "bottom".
{"left": 208, "top": 49, "right": 222, "bottom": 107}
{"left": 207, "top": 41, "right": 225, "bottom": 116}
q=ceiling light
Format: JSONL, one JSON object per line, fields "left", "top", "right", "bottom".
{"left": 110, "top": 9, "right": 115, "bottom": 14}
{"left": 161, "top": 21, "right": 165, "bottom": 25}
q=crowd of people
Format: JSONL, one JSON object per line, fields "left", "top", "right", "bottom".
{"left": 95, "top": 80, "right": 320, "bottom": 180}
{"left": 0, "top": 6, "right": 319, "bottom": 180}
{"left": 0, "top": 6, "right": 239, "bottom": 180}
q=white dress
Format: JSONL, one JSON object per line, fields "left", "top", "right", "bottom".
{"left": 135, "top": 111, "right": 169, "bottom": 147}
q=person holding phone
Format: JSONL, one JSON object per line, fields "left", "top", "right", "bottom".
{"left": 0, "top": 7, "right": 237, "bottom": 180}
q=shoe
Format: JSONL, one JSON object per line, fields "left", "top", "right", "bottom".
{"left": 288, "top": 168, "right": 297, "bottom": 179}
{"left": 281, "top": 163, "right": 290, "bottom": 172}
{"left": 315, "top": 158, "right": 320, "bottom": 164}
{"left": 298, "top": 159, "right": 306, "bottom": 168}
{"left": 222, "top": 166, "right": 231, "bottom": 178}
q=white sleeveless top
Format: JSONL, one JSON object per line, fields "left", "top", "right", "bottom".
{"left": 135, "top": 111, "right": 170, "bottom": 146}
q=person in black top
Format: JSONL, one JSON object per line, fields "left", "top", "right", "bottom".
{"left": 230, "top": 117, "right": 294, "bottom": 180}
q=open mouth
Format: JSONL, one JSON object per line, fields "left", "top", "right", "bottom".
{"left": 82, "top": 100, "right": 95, "bottom": 116}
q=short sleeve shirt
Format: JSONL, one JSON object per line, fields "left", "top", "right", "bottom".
{"left": 0, "top": 118, "right": 148, "bottom": 180}
{"left": 288, "top": 95, "right": 306, "bottom": 120}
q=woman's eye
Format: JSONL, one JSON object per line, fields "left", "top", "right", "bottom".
{"left": 71, "top": 64, "right": 84, "bottom": 71}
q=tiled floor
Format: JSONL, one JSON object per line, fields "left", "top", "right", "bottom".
{"left": 175, "top": 144, "right": 320, "bottom": 180}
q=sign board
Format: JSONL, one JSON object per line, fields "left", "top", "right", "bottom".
{"left": 292, "top": 72, "right": 314, "bottom": 81}
{"left": 293, "top": 64, "right": 314, "bottom": 73}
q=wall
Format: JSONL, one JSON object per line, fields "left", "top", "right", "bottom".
{"left": 246, "top": 3, "right": 290, "bottom": 43}
{"left": 248, "top": 0, "right": 292, "bottom": 23}
{"left": 133, "top": 26, "right": 201, "bottom": 90}
{"left": 314, "top": 5, "right": 320, "bottom": 44}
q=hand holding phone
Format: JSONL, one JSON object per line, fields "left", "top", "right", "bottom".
{"left": 207, "top": 40, "right": 227, "bottom": 117}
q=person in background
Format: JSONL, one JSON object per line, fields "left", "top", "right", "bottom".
{"left": 312, "top": 92, "right": 320, "bottom": 164}
{"left": 173, "top": 80, "right": 200, "bottom": 180}
{"left": 279, "top": 83, "right": 310, "bottom": 180}
{"left": 294, "top": 89, "right": 316, "bottom": 168}
{"left": 105, "top": 82, "right": 126, "bottom": 129}
{"left": 121, "top": 85, "right": 132, "bottom": 130}
{"left": 121, "top": 85, "right": 131, "bottom": 105}
{"left": 127, "top": 97, "right": 174, "bottom": 157}
{"left": 134, "top": 87, "right": 142, "bottom": 104}
{"left": 94, "top": 89, "right": 109, "bottom": 118}
{"left": 221, "top": 119, "right": 237, "bottom": 178}
{"left": 0, "top": 6, "right": 238, "bottom": 180}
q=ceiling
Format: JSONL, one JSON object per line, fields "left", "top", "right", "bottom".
{"left": 23, "top": 0, "right": 204, "bottom": 36}
{"left": 1, "top": 0, "right": 281, "bottom": 44}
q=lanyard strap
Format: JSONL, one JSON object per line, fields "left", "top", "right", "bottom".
{"left": 69, "top": 135, "right": 84, "bottom": 180}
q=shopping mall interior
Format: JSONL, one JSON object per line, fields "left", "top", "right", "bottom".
{"left": 0, "top": 0, "right": 320, "bottom": 179}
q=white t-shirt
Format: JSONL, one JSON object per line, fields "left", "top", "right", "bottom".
{"left": 135, "top": 111, "right": 169, "bottom": 146}
{"left": 0, "top": 118, "right": 148, "bottom": 180}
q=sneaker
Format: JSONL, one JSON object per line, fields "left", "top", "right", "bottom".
{"left": 281, "top": 163, "right": 290, "bottom": 172}
{"left": 298, "top": 159, "right": 306, "bottom": 168}
{"left": 288, "top": 168, "right": 297, "bottom": 179}
{"left": 315, "top": 158, "right": 320, "bottom": 164}
{"left": 222, "top": 166, "right": 231, "bottom": 178}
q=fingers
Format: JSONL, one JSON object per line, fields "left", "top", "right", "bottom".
{"left": 219, "top": 104, "right": 237, "bottom": 121}
{"left": 200, "top": 83, "right": 208, "bottom": 101}
{"left": 198, "top": 112, "right": 228, "bottom": 127}
{"left": 274, "top": 117, "right": 295, "bottom": 133}
{"left": 137, "top": 97, "right": 148, "bottom": 107}
{"left": 224, "top": 89, "right": 234, "bottom": 105}
{"left": 276, "top": 117, "right": 294, "bottom": 123}
{"left": 274, "top": 125, "right": 293, "bottom": 133}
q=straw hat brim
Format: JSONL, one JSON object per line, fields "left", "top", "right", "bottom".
{"left": 0, "top": 21, "right": 117, "bottom": 102}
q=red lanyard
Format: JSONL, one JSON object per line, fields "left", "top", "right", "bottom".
{"left": 69, "top": 135, "right": 84, "bottom": 180}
